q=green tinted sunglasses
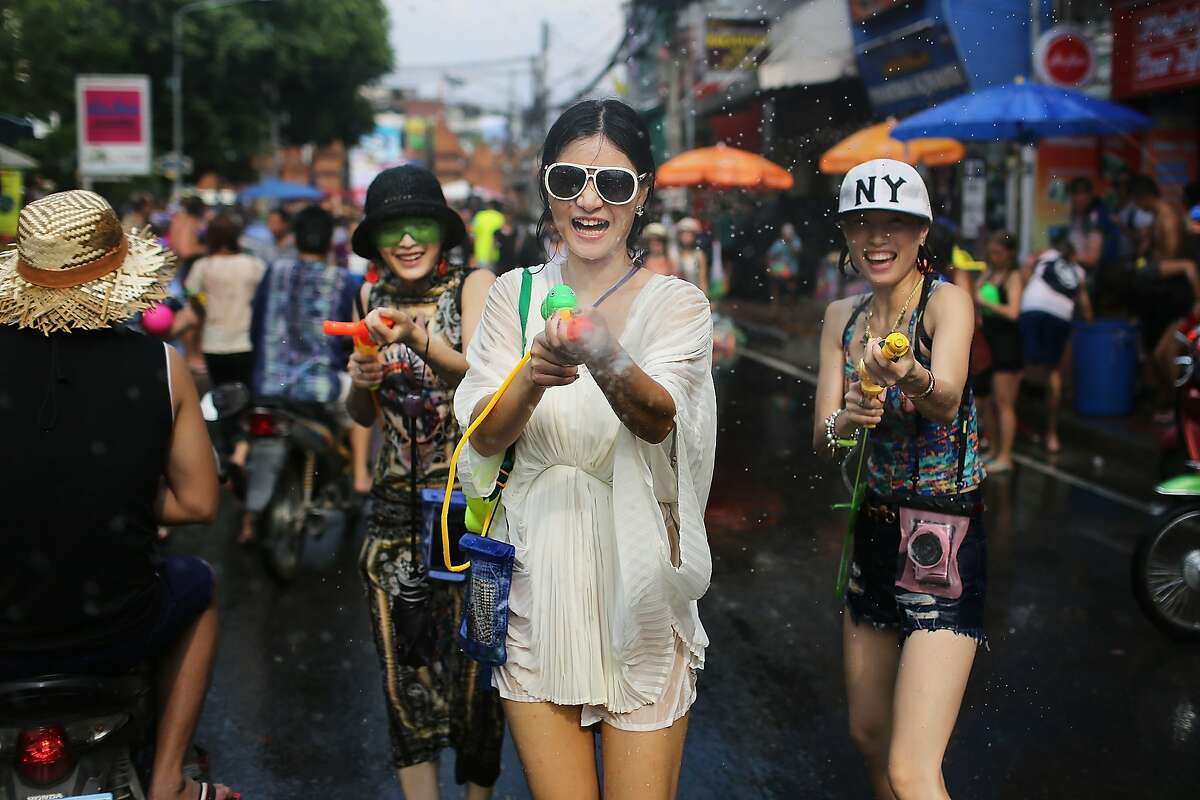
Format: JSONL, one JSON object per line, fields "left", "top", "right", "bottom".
{"left": 376, "top": 218, "right": 441, "bottom": 248}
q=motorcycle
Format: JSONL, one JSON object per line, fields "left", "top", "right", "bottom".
{"left": 0, "top": 668, "right": 153, "bottom": 800}
{"left": 1132, "top": 327, "right": 1200, "bottom": 641}
{"left": 199, "top": 382, "right": 251, "bottom": 498}
{"left": 243, "top": 398, "right": 356, "bottom": 582}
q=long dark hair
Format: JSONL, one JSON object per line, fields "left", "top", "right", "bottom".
{"left": 536, "top": 99, "right": 656, "bottom": 258}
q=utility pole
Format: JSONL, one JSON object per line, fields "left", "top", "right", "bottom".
{"left": 530, "top": 19, "right": 549, "bottom": 139}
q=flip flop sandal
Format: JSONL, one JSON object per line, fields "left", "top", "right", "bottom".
{"left": 196, "top": 783, "right": 242, "bottom": 800}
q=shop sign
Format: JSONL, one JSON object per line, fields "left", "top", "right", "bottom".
{"left": 849, "top": 0, "right": 906, "bottom": 23}
{"left": 704, "top": 18, "right": 770, "bottom": 74}
{"left": 960, "top": 159, "right": 986, "bottom": 240}
{"left": 75, "top": 74, "right": 152, "bottom": 177}
{"left": 857, "top": 22, "right": 968, "bottom": 116}
{"left": 1034, "top": 25, "right": 1096, "bottom": 87}
{"left": 0, "top": 170, "right": 21, "bottom": 240}
{"left": 1112, "top": 0, "right": 1200, "bottom": 98}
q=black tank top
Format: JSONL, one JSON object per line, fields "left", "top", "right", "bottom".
{"left": 0, "top": 326, "right": 173, "bottom": 652}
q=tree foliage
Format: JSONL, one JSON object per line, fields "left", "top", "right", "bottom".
{"left": 0, "top": 0, "right": 393, "bottom": 184}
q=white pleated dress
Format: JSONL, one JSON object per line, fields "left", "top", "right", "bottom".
{"left": 454, "top": 263, "right": 717, "bottom": 731}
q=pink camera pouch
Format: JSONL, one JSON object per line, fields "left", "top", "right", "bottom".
{"left": 896, "top": 507, "right": 971, "bottom": 600}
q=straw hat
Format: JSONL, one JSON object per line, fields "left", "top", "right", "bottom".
{"left": 0, "top": 190, "right": 175, "bottom": 334}
{"left": 641, "top": 222, "right": 667, "bottom": 240}
{"left": 676, "top": 217, "right": 702, "bottom": 233}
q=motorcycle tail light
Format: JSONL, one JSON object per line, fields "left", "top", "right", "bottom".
{"left": 247, "top": 410, "right": 281, "bottom": 438}
{"left": 17, "top": 726, "right": 73, "bottom": 785}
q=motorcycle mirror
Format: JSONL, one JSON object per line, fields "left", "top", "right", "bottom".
{"left": 200, "top": 391, "right": 219, "bottom": 423}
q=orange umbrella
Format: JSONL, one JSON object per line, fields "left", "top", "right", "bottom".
{"left": 819, "top": 118, "right": 965, "bottom": 174}
{"left": 657, "top": 143, "right": 794, "bottom": 190}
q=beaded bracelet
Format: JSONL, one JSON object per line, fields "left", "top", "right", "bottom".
{"left": 824, "top": 410, "right": 858, "bottom": 452}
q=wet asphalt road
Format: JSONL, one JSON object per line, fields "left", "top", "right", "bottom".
{"left": 168, "top": 353, "right": 1200, "bottom": 799}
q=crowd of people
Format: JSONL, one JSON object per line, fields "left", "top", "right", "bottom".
{"left": 949, "top": 174, "right": 1200, "bottom": 471}
{"left": 6, "top": 83, "right": 1195, "bottom": 798}
{"left": 0, "top": 98, "right": 728, "bottom": 800}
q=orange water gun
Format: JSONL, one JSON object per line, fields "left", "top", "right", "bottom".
{"left": 323, "top": 317, "right": 397, "bottom": 391}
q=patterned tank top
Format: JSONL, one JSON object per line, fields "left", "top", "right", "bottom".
{"left": 841, "top": 276, "right": 984, "bottom": 496}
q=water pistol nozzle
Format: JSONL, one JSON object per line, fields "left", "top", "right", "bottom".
{"left": 858, "top": 332, "right": 911, "bottom": 400}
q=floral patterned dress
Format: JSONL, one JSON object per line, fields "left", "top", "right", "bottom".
{"left": 357, "top": 266, "right": 505, "bottom": 784}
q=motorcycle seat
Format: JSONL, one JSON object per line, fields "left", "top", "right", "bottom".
{"left": 0, "top": 670, "right": 152, "bottom": 716}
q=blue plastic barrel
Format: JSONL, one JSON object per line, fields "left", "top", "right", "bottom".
{"left": 1071, "top": 320, "right": 1138, "bottom": 417}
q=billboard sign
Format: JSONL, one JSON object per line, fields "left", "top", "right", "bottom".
{"left": 76, "top": 75, "right": 152, "bottom": 177}
{"left": 1112, "top": 0, "right": 1200, "bottom": 98}
{"left": 856, "top": 21, "right": 968, "bottom": 116}
{"left": 704, "top": 18, "right": 770, "bottom": 75}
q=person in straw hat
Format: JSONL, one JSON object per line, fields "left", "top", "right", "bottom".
{"left": 640, "top": 221, "right": 676, "bottom": 277}
{"left": 0, "top": 190, "right": 241, "bottom": 800}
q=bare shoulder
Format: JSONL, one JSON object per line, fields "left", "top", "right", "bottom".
{"left": 823, "top": 294, "right": 861, "bottom": 332}
{"left": 929, "top": 279, "right": 972, "bottom": 312}
{"left": 463, "top": 267, "right": 496, "bottom": 294}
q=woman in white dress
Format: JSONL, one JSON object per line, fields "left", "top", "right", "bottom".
{"left": 454, "top": 99, "right": 717, "bottom": 799}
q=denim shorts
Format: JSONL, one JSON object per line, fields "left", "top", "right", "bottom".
{"left": 845, "top": 496, "right": 987, "bottom": 645}
{"left": 1019, "top": 311, "right": 1072, "bottom": 368}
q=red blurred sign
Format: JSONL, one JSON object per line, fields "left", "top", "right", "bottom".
{"left": 75, "top": 75, "right": 151, "bottom": 176}
{"left": 82, "top": 90, "right": 142, "bottom": 144}
{"left": 1034, "top": 26, "right": 1095, "bottom": 86}
{"left": 1112, "top": 0, "right": 1200, "bottom": 98}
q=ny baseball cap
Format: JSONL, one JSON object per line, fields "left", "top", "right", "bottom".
{"left": 838, "top": 159, "right": 932, "bottom": 222}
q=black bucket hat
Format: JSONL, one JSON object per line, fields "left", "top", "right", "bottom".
{"left": 352, "top": 165, "right": 467, "bottom": 261}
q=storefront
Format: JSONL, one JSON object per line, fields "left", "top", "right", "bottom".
{"left": 1111, "top": 0, "right": 1200, "bottom": 204}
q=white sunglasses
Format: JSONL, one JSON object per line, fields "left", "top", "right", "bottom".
{"left": 543, "top": 162, "right": 649, "bottom": 206}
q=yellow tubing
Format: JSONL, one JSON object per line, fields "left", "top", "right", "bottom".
{"left": 440, "top": 353, "right": 532, "bottom": 572}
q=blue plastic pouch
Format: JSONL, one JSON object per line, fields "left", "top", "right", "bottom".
{"left": 457, "top": 532, "right": 515, "bottom": 666}
{"left": 420, "top": 488, "right": 468, "bottom": 582}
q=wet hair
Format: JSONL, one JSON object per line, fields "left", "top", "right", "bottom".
{"left": 1067, "top": 176, "right": 1094, "bottom": 195}
{"left": 182, "top": 196, "right": 207, "bottom": 218}
{"left": 988, "top": 230, "right": 1017, "bottom": 255}
{"left": 536, "top": 99, "right": 656, "bottom": 257}
{"left": 1184, "top": 180, "right": 1200, "bottom": 208}
{"left": 293, "top": 205, "right": 334, "bottom": 255}
{"left": 204, "top": 213, "right": 242, "bottom": 255}
{"left": 1049, "top": 226, "right": 1076, "bottom": 258}
{"left": 836, "top": 214, "right": 935, "bottom": 277}
{"left": 987, "top": 230, "right": 1018, "bottom": 270}
{"left": 1130, "top": 174, "right": 1159, "bottom": 198}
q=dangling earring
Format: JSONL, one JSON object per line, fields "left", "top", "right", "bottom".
{"left": 437, "top": 257, "right": 449, "bottom": 277}
{"left": 366, "top": 262, "right": 379, "bottom": 284}
{"left": 635, "top": 205, "right": 645, "bottom": 217}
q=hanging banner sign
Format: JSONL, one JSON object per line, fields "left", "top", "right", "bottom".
{"left": 1112, "top": 0, "right": 1200, "bottom": 98}
{"left": 76, "top": 74, "right": 152, "bottom": 177}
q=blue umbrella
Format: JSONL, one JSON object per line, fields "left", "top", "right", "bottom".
{"left": 891, "top": 81, "right": 1152, "bottom": 144}
{"left": 238, "top": 179, "right": 324, "bottom": 202}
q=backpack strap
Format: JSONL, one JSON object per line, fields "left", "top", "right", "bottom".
{"left": 908, "top": 273, "right": 972, "bottom": 494}
{"left": 842, "top": 293, "right": 872, "bottom": 350}
{"left": 488, "top": 267, "right": 533, "bottom": 504}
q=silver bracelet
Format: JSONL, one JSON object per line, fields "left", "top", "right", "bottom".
{"left": 907, "top": 368, "right": 936, "bottom": 400}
